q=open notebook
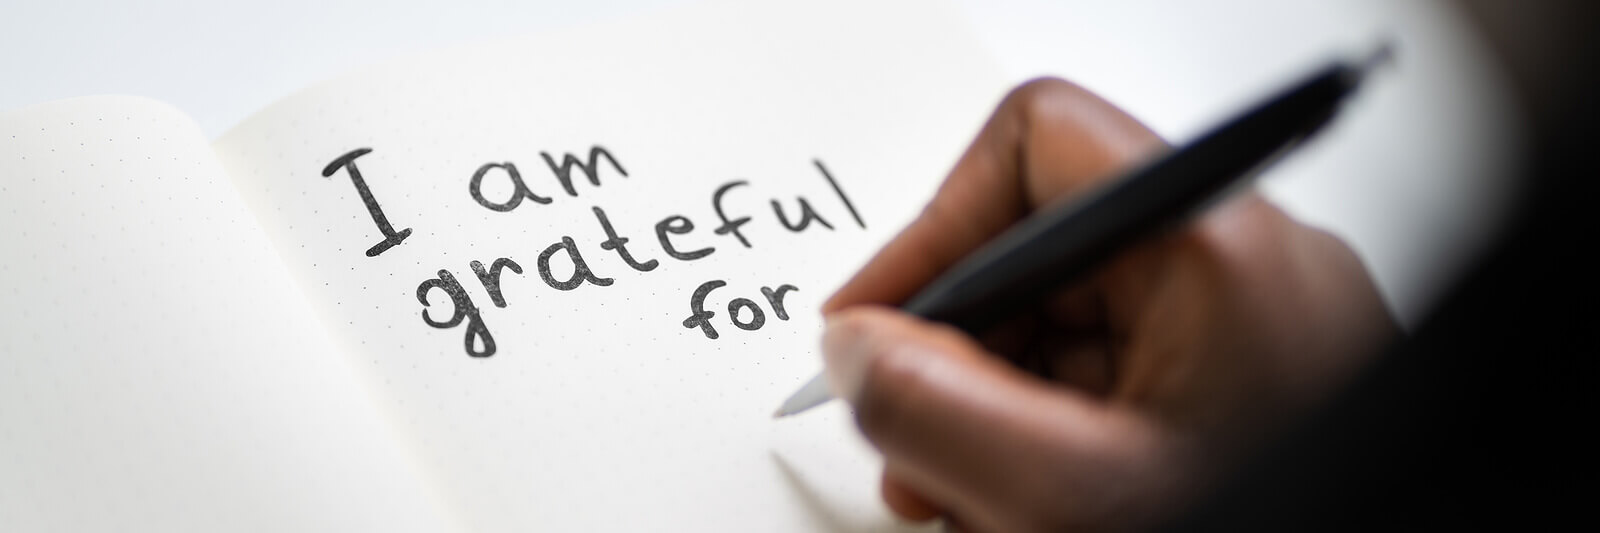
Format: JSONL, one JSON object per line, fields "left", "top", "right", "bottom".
{"left": 0, "top": 0, "right": 1006, "bottom": 531}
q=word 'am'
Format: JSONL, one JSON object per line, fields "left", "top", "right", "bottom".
{"left": 322, "top": 146, "right": 868, "bottom": 357}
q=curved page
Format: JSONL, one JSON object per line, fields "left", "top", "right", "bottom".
{"left": 0, "top": 96, "right": 458, "bottom": 532}
{"left": 214, "top": 1, "right": 1006, "bottom": 531}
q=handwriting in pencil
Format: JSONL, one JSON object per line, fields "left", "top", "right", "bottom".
{"left": 323, "top": 146, "right": 866, "bottom": 357}
{"left": 322, "top": 148, "right": 413, "bottom": 257}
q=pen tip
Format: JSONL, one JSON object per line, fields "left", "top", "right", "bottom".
{"left": 771, "top": 402, "right": 800, "bottom": 418}
{"left": 772, "top": 373, "right": 834, "bottom": 419}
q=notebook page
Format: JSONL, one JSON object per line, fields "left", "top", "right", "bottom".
{"left": 214, "top": 1, "right": 1006, "bottom": 530}
{"left": 0, "top": 97, "right": 458, "bottom": 532}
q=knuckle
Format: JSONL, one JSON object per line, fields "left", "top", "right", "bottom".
{"left": 999, "top": 76, "right": 1089, "bottom": 125}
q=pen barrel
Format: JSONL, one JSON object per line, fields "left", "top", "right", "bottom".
{"left": 902, "top": 60, "right": 1366, "bottom": 376}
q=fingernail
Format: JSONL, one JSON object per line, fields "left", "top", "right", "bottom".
{"left": 821, "top": 314, "right": 874, "bottom": 404}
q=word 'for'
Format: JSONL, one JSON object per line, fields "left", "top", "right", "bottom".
{"left": 322, "top": 146, "right": 867, "bottom": 357}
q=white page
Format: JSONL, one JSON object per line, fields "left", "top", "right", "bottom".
{"left": 214, "top": 1, "right": 1007, "bottom": 530}
{"left": 0, "top": 97, "right": 458, "bottom": 532}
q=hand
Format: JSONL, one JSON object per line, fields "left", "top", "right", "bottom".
{"left": 821, "top": 78, "right": 1398, "bottom": 532}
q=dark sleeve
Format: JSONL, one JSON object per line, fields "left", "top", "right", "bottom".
{"left": 1161, "top": 19, "right": 1598, "bottom": 531}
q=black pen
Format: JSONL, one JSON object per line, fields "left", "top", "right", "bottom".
{"left": 773, "top": 43, "right": 1393, "bottom": 418}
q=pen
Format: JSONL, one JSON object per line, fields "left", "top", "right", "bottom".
{"left": 774, "top": 43, "right": 1393, "bottom": 418}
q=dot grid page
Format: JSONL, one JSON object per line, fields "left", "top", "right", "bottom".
{"left": 213, "top": 0, "right": 1006, "bottom": 531}
{"left": 0, "top": 96, "right": 457, "bottom": 532}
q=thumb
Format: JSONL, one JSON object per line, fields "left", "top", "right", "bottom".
{"left": 822, "top": 306, "right": 1165, "bottom": 530}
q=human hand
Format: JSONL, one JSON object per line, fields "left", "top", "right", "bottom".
{"left": 820, "top": 78, "right": 1398, "bottom": 532}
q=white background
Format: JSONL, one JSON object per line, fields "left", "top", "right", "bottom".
{"left": 0, "top": 0, "right": 1522, "bottom": 326}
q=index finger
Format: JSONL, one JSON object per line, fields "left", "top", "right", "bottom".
{"left": 823, "top": 78, "right": 1166, "bottom": 313}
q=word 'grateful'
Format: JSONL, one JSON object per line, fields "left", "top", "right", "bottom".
{"left": 320, "top": 146, "right": 869, "bottom": 357}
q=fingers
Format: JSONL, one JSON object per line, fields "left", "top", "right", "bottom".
{"left": 824, "top": 78, "right": 1166, "bottom": 312}
{"left": 880, "top": 471, "right": 941, "bottom": 522}
{"left": 822, "top": 307, "right": 1163, "bottom": 530}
